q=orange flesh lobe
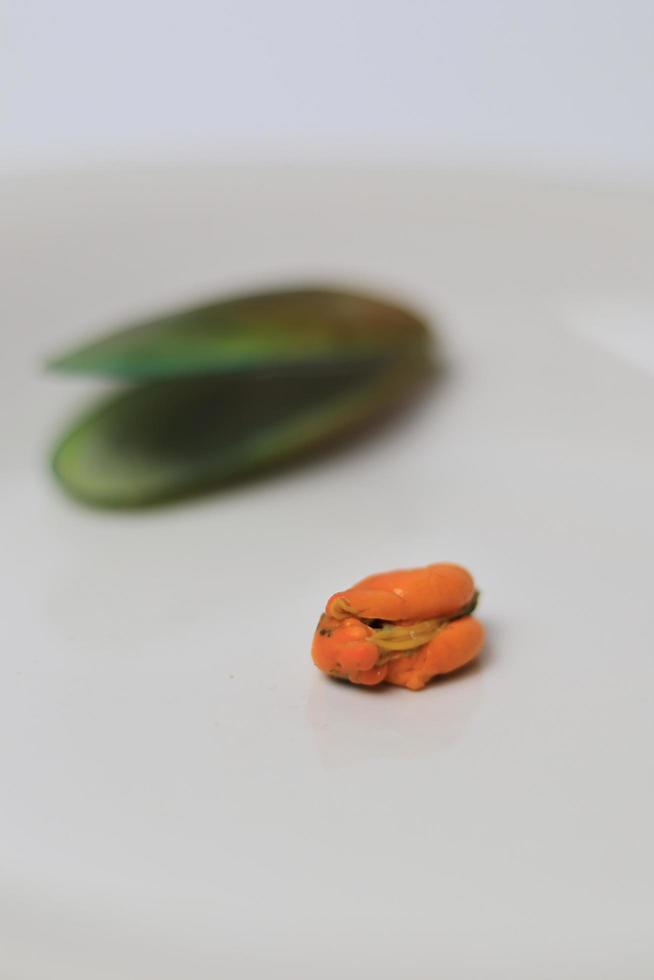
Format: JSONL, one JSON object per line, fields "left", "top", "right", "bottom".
{"left": 312, "top": 563, "right": 483, "bottom": 691}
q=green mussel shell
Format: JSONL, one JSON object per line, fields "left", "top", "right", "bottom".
{"left": 50, "top": 288, "right": 427, "bottom": 380}
{"left": 49, "top": 287, "right": 432, "bottom": 508}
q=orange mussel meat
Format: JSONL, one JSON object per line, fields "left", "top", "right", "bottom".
{"left": 312, "top": 563, "right": 484, "bottom": 691}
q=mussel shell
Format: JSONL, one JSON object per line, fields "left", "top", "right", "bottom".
{"left": 49, "top": 287, "right": 433, "bottom": 507}
{"left": 50, "top": 287, "right": 428, "bottom": 380}
{"left": 52, "top": 356, "right": 430, "bottom": 508}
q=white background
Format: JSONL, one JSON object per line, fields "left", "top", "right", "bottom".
{"left": 3, "top": 0, "right": 654, "bottom": 180}
{"left": 2, "top": 165, "right": 654, "bottom": 979}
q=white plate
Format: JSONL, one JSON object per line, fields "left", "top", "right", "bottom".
{"left": 2, "top": 167, "right": 653, "bottom": 979}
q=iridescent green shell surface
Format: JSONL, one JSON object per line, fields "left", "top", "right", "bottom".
{"left": 49, "top": 287, "right": 432, "bottom": 508}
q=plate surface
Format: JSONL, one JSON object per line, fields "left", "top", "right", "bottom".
{"left": 2, "top": 166, "right": 653, "bottom": 979}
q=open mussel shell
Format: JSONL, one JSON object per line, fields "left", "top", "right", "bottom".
{"left": 49, "top": 287, "right": 433, "bottom": 508}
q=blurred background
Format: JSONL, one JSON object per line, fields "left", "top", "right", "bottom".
{"left": 3, "top": 0, "right": 654, "bottom": 180}
{"left": 3, "top": 4, "right": 654, "bottom": 979}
